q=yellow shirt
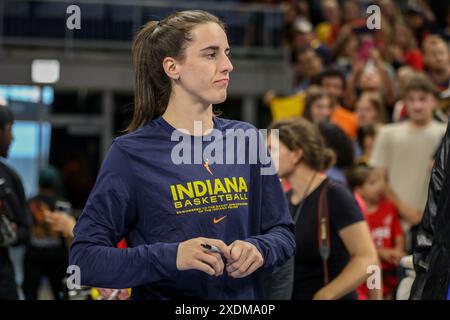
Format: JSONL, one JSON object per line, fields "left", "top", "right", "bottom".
{"left": 269, "top": 93, "right": 305, "bottom": 121}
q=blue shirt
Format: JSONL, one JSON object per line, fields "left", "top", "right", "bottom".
{"left": 69, "top": 116, "right": 295, "bottom": 299}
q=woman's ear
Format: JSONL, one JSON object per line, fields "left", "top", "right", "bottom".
{"left": 162, "top": 57, "right": 180, "bottom": 81}
{"left": 293, "top": 148, "right": 303, "bottom": 164}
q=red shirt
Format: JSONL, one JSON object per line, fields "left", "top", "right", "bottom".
{"left": 404, "top": 49, "right": 424, "bottom": 71}
{"left": 364, "top": 199, "right": 403, "bottom": 268}
{"left": 357, "top": 198, "right": 403, "bottom": 298}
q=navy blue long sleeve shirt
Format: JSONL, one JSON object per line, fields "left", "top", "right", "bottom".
{"left": 69, "top": 116, "right": 295, "bottom": 299}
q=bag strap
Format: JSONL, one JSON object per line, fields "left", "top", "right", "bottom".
{"left": 317, "top": 180, "right": 331, "bottom": 286}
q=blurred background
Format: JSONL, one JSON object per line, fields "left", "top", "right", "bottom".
{"left": 1, "top": 0, "right": 450, "bottom": 300}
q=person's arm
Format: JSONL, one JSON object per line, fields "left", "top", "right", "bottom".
{"left": 69, "top": 141, "right": 230, "bottom": 289}
{"left": 371, "top": 49, "right": 395, "bottom": 107}
{"left": 378, "top": 235, "right": 406, "bottom": 265}
{"left": 392, "top": 206, "right": 406, "bottom": 259}
{"left": 344, "top": 59, "right": 364, "bottom": 108}
{"left": 410, "top": 125, "right": 449, "bottom": 299}
{"left": 69, "top": 141, "right": 180, "bottom": 288}
{"left": 313, "top": 221, "right": 378, "bottom": 300}
{"left": 45, "top": 210, "right": 76, "bottom": 239}
{"left": 393, "top": 235, "right": 406, "bottom": 261}
{"left": 384, "top": 187, "right": 422, "bottom": 225}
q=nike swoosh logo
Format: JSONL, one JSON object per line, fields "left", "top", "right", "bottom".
{"left": 213, "top": 216, "right": 227, "bottom": 224}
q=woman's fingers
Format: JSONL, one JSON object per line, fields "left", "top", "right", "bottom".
{"left": 190, "top": 259, "right": 216, "bottom": 276}
{"left": 176, "top": 238, "right": 263, "bottom": 278}
{"left": 228, "top": 250, "right": 260, "bottom": 278}
{"left": 229, "top": 242, "right": 243, "bottom": 262}
{"left": 197, "top": 251, "right": 224, "bottom": 276}
{"left": 226, "top": 241, "right": 264, "bottom": 278}
{"left": 227, "top": 245, "right": 250, "bottom": 274}
{"left": 204, "top": 239, "right": 231, "bottom": 260}
{"left": 240, "top": 255, "right": 264, "bottom": 278}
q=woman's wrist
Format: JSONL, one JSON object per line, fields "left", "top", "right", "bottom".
{"left": 313, "top": 286, "right": 336, "bottom": 300}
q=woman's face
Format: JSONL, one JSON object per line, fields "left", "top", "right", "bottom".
{"left": 268, "top": 137, "right": 300, "bottom": 179}
{"left": 356, "top": 96, "right": 377, "bottom": 126}
{"left": 176, "top": 23, "right": 233, "bottom": 106}
{"left": 359, "top": 70, "right": 382, "bottom": 90}
{"left": 310, "top": 96, "right": 332, "bottom": 124}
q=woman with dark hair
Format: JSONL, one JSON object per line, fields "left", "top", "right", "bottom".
{"left": 267, "top": 118, "right": 377, "bottom": 300}
{"left": 69, "top": 10, "right": 295, "bottom": 300}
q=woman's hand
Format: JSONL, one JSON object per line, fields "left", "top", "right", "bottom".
{"left": 176, "top": 237, "right": 231, "bottom": 276}
{"left": 45, "top": 211, "right": 76, "bottom": 238}
{"left": 97, "top": 288, "right": 130, "bottom": 300}
{"left": 370, "top": 49, "right": 385, "bottom": 69}
{"left": 379, "top": 248, "right": 405, "bottom": 265}
{"left": 226, "top": 240, "right": 264, "bottom": 278}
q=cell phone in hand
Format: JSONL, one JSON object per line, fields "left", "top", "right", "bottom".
{"left": 55, "top": 200, "right": 72, "bottom": 215}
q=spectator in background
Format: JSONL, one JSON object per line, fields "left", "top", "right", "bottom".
{"left": 347, "top": 165, "right": 405, "bottom": 300}
{"left": 355, "top": 91, "right": 386, "bottom": 129}
{"left": 315, "top": 0, "right": 341, "bottom": 47}
{"left": 302, "top": 86, "right": 333, "bottom": 124}
{"left": 346, "top": 49, "right": 396, "bottom": 108}
{"left": 313, "top": 69, "right": 358, "bottom": 140}
{"left": 353, "top": 91, "right": 386, "bottom": 162}
{"left": 23, "top": 166, "right": 75, "bottom": 300}
{"left": 293, "top": 47, "right": 324, "bottom": 93}
{"left": 369, "top": 74, "right": 447, "bottom": 253}
{"left": 422, "top": 35, "right": 450, "bottom": 92}
{"left": 405, "top": 2, "right": 433, "bottom": 48}
{"left": 340, "top": 0, "right": 363, "bottom": 27}
{"left": 377, "top": 0, "right": 404, "bottom": 32}
{"left": 392, "top": 66, "right": 417, "bottom": 122}
{"left": 263, "top": 48, "right": 324, "bottom": 121}
{"left": 388, "top": 23, "right": 424, "bottom": 71}
{"left": 23, "top": 166, "right": 74, "bottom": 300}
{"left": 331, "top": 24, "right": 360, "bottom": 76}
{"left": 376, "top": 0, "right": 405, "bottom": 57}
{"left": 0, "top": 104, "right": 30, "bottom": 300}
{"left": 292, "top": 18, "right": 331, "bottom": 63}
{"left": 268, "top": 117, "right": 377, "bottom": 300}
{"left": 281, "top": 0, "right": 311, "bottom": 48}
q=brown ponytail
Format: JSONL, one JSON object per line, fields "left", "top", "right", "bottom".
{"left": 127, "top": 10, "right": 225, "bottom": 132}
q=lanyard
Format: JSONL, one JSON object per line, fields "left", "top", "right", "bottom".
{"left": 292, "top": 172, "right": 317, "bottom": 224}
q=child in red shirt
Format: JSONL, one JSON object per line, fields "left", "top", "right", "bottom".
{"left": 348, "top": 165, "right": 405, "bottom": 299}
